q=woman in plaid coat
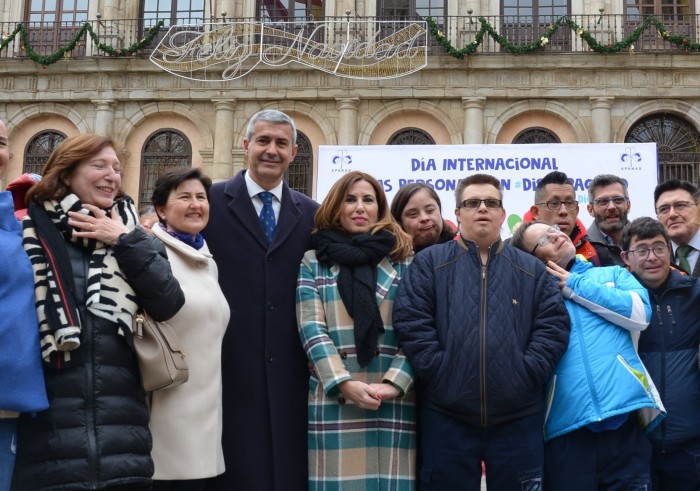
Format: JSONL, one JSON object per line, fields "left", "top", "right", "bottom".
{"left": 296, "top": 171, "right": 417, "bottom": 490}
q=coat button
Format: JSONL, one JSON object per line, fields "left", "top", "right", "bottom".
{"left": 338, "top": 397, "right": 346, "bottom": 405}
{"left": 375, "top": 348, "right": 380, "bottom": 357}
{"left": 339, "top": 351, "right": 348, "bottom": 360}
{"left": 267, "top": 302, "right": 275, "bottom": 310}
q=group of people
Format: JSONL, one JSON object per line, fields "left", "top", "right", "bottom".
{"left": 0, "top": 109, "right": 698, "bottom": 491}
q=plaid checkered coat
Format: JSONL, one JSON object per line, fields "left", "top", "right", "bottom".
{"left": 296, "top": 250, "right": 416, "bottom": 491}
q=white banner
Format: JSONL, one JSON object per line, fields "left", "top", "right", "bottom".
{"left": 316, "top": 143, "right": 658, "bottom": 238}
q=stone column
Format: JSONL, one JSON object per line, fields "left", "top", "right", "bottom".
{"left": 462, "top": 97, "right": 486, "bottom": 144}
{"left": 212, "top": 98, "right": 237, "bottom": 181}
{"left": 92, "top": 100, "right": 115, "bottom": 135}
{"left": 589, "top": 97, "right": 614, "bottom": 143}
{"left": 336, "top": 97, "right": 360, "bottom": 145}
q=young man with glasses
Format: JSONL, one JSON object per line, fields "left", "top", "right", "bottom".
{"left": 653, "top": 179, "right": 700, "bottom": 276}
{"left": 622, "top": 217, "right": 700, "bottom": 490}
{"left": 530, "top": 171, "right": 617, "bottom": 266}
{"left": 393, "top": 173, "right": 570, "bottom": 490}
{"left": 586, "top": 174, "right": 631, "bottom": 267}
{"left": 511, "top": 220, "right": 663, "bottom": 491}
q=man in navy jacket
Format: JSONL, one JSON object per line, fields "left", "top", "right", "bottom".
{"left": 394, "top": 173, "right": 570, "bottom": 491}
{"left": 622, "top": 217, "right": 700, "bottom": 490}
{"left": 203, "top": 109, "right": 318, "bottom": 491}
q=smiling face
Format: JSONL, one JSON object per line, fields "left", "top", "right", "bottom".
{"left": 0, "top": 120, "right": 8, "bottom": 179}
{"left": 243, "top": 120, "right": 297, "bottom": 190}
{"left": 68, "top": 146, "right": 121, "bottom": 208}
{"left": 656, "top": 188, "right": 699, "bottom": 246}
{"left": 587, "top": 182, "right": 630, "bottom": 237}
{"left": 155, "top": 179, "right": 209, "bottom": 237}
{"left": 400, "top": 189, "right": 444, "bottom": 248}
{"left": 622, "top": 234, "right": 672, "bottom": 289}
{"left": 522, "top": 222, "right": 576, "bottom": 268}
{"left": 456, "top": 183, "right": 505, "bottom": 247}
{"left": 531, "top": 183, "right": 578, "bottom": 236}
{"left": 339, "top": 179, "right": 379, "bottom": 235}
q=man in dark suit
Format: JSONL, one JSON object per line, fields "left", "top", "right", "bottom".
{"left": 202, "top": 109, "right": 318, "bottom": 491}
{"left": 654, "top": 179, "right": 700, "bottom": 277}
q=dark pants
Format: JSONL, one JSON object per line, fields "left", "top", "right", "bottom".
{"left": 651, "top": 436, "right": 700, "bottom": 491}
{"left": 544, "top": 414, "right": 652, "bottom": 491}
{"left": 152, "top": 480, "right": 206, "bottom": 491}
{"left": 419, "top": 406, "right": 544, "bottom": 491}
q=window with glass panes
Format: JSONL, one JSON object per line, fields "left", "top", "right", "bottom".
{"left": 142, "top": 0, "right": 205, "bottom": 28}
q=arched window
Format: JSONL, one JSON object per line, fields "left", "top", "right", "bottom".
{"left": 626, "top": 113, "right": 700, "bottom": 185}
{"left": 285, "top": 131, "right": 313, "bottom": 197}
{"left": 387, "top": 128, "right": 436, "bottom": 145}
{"left": 23, "top": 130, "right": 67, "bottom": 175}
{"left": 512, "top": 127, "right": 561, "bottom": 144}
{"left": 139, "top": 129, "right": 192, "bottom": 206}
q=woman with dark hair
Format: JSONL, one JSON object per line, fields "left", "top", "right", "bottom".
{"left": 148, "top": 167, "right": 229, "bottom": 491}
{"left": 296, "top": 170, "right": 417, "bottom": 490}
{"left": 390, "top": 182, "right": 456, "bottom": 252}
{"left": 13, "top": 133, "right": 185, "bottom": 491}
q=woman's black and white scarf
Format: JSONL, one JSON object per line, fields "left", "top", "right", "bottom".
{"left": 312, "top": 228, "right": 394, "bottom": 368}
{"left": 22, "top": 194, "right": 139, "bottom": 367}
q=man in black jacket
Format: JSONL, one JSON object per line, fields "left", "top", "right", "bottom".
{"left": 622, "top": 217, "right": 700, "bottom": 490}
{"left": 394, "top": 173, "right": 570, "bottom": 491}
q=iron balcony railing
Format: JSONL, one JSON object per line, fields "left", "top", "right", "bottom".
{"left": 0, "top": 14, "right": 698, "bottom": 61}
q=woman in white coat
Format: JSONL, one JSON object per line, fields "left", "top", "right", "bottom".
{"left": 148, "top": 167, "right": 230, "bottom": 491}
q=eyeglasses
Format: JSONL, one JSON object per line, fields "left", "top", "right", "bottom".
{"left": 625, "top": 244, "right": 670, "bottom": 259}
{"left": 592, "top": 196, "right": 628, "bottom": 208}
{"left": 656, "top": 201, "right": 695, "bottom": 216}
{"left": 459, "top": 198, "right": 503, "bottom": 209}
{"left": 535, "top": 199, "right": 578, "bottom": 211}
{"left": 531, "top": 225, "right": 561, "bottom": 255}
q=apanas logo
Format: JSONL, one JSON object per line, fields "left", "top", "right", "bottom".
{"left": 332, "top": 150, "right": 352, "bottom": 172}
{"left": 620, "top": 147, "right": 643, "bottom": 171}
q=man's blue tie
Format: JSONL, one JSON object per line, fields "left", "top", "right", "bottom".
{"left": 259, "top": 191, "right": 276, "bottom": 243}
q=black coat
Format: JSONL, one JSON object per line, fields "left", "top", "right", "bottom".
{"left": 13, "top": 227, "right": 184, "bottom": 491}
{"left": 202, "top": 171, "right": 318, "bottom": 491}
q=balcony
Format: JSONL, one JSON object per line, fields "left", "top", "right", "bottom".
{"left": 0, "top": 14, "right": 697, "bottom": 63}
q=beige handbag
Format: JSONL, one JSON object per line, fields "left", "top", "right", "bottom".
{"left": 133, "top": 311, "right": 189, "bottom": 392}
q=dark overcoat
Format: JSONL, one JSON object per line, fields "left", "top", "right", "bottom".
{"left": 202, "top": 170, "right": 318, "bottom": 491}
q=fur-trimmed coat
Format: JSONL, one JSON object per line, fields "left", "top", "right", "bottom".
{"left": 296, "top": 250, "right": 416, "bottom": 491}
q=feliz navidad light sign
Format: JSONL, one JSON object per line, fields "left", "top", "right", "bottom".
{"left": 150, "top": 18, "right": 428, "bottom": 81}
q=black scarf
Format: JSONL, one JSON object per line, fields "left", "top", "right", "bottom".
{"left": 312, "top": 228, "right": 394, "bottom": 367}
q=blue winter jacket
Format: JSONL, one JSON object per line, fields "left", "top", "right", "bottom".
{"left": 544, "top": 258, "right": 664, "bottom": 441}
{"left": 638, "top": 269, "right": 700, "bottom": 451}
{"left": 0, "top": 191, "right": 48, "bottom": 412}
{"left": 393, "top": 238, "right": 570, "bottom": 427}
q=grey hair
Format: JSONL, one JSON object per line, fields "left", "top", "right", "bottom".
{"left": 245, "top": 109, "right": 297, "bottom": 145}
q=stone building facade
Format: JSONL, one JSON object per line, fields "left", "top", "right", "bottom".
{"left": 1, "top": 0, "right": 699, "bottom": 204}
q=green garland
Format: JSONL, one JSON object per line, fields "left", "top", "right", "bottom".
{"left": 0, "top": 20, "right": 164, "bottom": 66}
{"left": 427, "top": 15, "right": 699, "bottom": 58}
